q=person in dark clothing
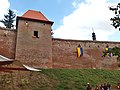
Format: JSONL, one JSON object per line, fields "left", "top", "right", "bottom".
{"left": 100, "top": 84, "right": 104, "bottom": 90}
{"left": 86, "top": 83, "right": 92, "bottom": 90}
{"left": 103, "top": 83, "right": 108, "bottom": 90}
{"left": 107, "top": 82, "right": 111, "bottom": 90}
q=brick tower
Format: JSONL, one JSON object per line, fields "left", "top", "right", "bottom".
{"left": 15, "top": 10, "right": 54, "bottom": 68}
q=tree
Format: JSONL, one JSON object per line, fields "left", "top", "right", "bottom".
{"left": 103, "top": 47, "right": 120, "bottom": 66}
{"left": 109, "top": 3, "right": 120, "bottom": 30}
{"left": 0, "top": 9, "right": 16, "bottom": 29}
{"left": 107, "top": 3, "right": 120, "bottom": 67}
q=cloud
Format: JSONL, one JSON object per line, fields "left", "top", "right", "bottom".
{"left": 53, "top": 0, "right": 119, "bottom": 41}
{"left": 0, "top": 0, "right": 10, "bottom": 27}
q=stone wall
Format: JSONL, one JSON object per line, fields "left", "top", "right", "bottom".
{"left": 0, "top": 27, "right": 16, "bottom": 59}
{"left": 1, "top": 26, "right": 120, "bottom": 69}
{"left": 15, "top": 19, "right": 52, "bottom": 68}
{"left": 52, "top": 38, "right": 120, "bottom": 69}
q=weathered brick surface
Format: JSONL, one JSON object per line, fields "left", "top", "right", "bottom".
{"left": 52, "top": 38, "right": 120, "bottom": 69}
{"left": 0, "top": 27, "right": 16, "bottom": 59}
{"left": 15, "top": 19, "right": 52, "bottom": 68}
{"left": 0, "top": 26, "right": 120, "bottom": 69}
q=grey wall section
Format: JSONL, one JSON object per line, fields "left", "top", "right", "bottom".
{"left": 52, "top": 38, "right": 120, "bottom": 69}
{"left": 0, "top": 27, "right": 16, "bottom": 59}
{"left": 15, "top": 19, "right": 52, "bottom": 68}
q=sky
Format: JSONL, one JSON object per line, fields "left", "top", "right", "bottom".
{"left": 0, "top": 0, "right": 120, "bottom": 42}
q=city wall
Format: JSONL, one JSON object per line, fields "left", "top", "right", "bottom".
{"left": 52, "top": 38, "right": 120, "bottom": 69}
{"left": 0, "top": 27, "right": 120, "bottom": 69}
{"left": 0, "top": 27, "right": 16, "bottom": 59}
{"left": 15, "top": 20, "right": 52, "bottom": 68}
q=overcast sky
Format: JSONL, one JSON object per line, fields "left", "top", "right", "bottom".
{"left": 0, "top": 0, "right": 120, "bottom": 41}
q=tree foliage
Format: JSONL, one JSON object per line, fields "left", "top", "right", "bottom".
{"left": 108, "top": 3, "right": 120, "bottom": 64}
{"left": 103, "top": 47, "right": 120, "bottom": 62}
{"left": 109, "top": 3, "right": 120, "bottom": 30}
{"left": 0, "top": 9, "right": 16, "bottom": 29}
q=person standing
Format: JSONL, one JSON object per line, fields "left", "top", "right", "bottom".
{"left": 107, "top": 82, "right": 111, "bottom": 90}
{"left": 116, "top": 83, "right": 120, "bottom": 90}
{"left": 103, "top": 83, "right": 108, "bottom": 90}
{"left": 95, "top": 84, "right": 100, "bottom": 90}
{"left": 100, "top": 84, "right": 104, "bottom": 90}
{"left": 86, "top": 83, "right": 92, "bottom": 90}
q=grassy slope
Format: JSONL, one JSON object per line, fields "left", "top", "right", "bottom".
{"left": 0, "top": 69, "right": 120, "bottom": 90}
{"left": 41, "top": 69, "right": 120, "bottom": 90}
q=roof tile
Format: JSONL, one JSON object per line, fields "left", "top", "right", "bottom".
{"left": 21, "top": 10, "right": 49, "bottom": 21}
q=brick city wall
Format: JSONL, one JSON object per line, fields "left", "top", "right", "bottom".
{"left": 0, "top": 27, "right": 16, "bottom": 59}
{"left": 52, "top": 38, "right": 120, "bottom": 69}
{"left": 1, "top": 26, "right": 120, "bottom": 69}
{"left": 15, "top": 19, "right": 52, "bottom": 68}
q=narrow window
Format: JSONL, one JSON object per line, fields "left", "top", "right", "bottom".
{"left": 33, "top": 31, "right": 39, "bottom": 38}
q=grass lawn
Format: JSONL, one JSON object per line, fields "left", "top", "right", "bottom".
{"left": 0, "top": 68, "right": 120, "bottom": 90}
{"left": 41, "top": 69, "right": 120, "bottom": 90}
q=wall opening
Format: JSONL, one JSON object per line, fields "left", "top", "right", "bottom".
{"left": 33, "top": 31, "right": 39, "bottom": 38}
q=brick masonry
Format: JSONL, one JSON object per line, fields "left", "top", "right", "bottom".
{"left": 52, "top": 38, "right": 120, "bottom": 69}
{"left": 0, "top": 26, "right": 120, "bottom": 69}
{"left": 0, "top": 27, "right": 16, "bottom": 59}
{"left": 15, "top": 19, "right": 52, "bottom": 68}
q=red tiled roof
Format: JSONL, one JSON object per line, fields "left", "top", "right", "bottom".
{"left": 16, "top": 10, "right": 54, "bottom": 28}
{"left": 21, "top": 10, "right": 49, "bottom": 21}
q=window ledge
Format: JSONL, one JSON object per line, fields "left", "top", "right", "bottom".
{"left": 32, "top": 36, "right": 39, "bottom": 38}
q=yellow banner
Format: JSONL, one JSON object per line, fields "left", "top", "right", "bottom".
{"left": 77, "top": 48, "right": 80, "bottom": 57}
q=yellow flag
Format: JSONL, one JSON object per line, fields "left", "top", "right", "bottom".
{"left": 105, "top": 48, "right": 108, "bottom": 56}
{"left": 105, "top": 48, "right": 108, "bottom": 51}
{"left": 77, "top": 48, "right": 80, "bottom": 57}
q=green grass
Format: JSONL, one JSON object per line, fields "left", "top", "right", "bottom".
{"left": 0, "top": 69, "right": 120, "bottom": 90}
{"left": 42, "top": 69, "right": 120, "bottom": 90}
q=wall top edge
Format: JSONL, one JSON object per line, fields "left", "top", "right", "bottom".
{"left": 52, "top": 38, "right": 120, "bottom": 44}
{"left": 0, "top": 26, "right": 16, "bottom": 31}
